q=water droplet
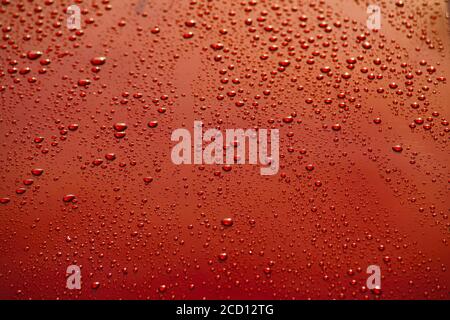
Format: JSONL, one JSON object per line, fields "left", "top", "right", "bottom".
{"left": 27, "top": 50, "right": 42, "bottom": 60}
{"left": 68, "top": 123, "right": 79, "bottom": 131}
{"left": 105, "top": 153, "right": 116, "bottom": 161}
{"left": 113, "top": 122, "right": 127, "bottom": 131}
{"left": 147, "top": 121, "right": 158, "bottom": 128}
{"left": 90, "top": 56, "right": 106, "bottom": 66}
{"left": 331, "top": 123, "right": 341, "bottom": 131}
{"left": 0, "top": 197, "right": 10, "bottom": 204}
{"left": 34, "top": 136, "right": 44, "bottom": 143}
{"left": 218, "top": 253, "right": 228, "bottom": 261}
{"left": 31, "top": 168, "right": 44, "bottom": 176}
{"left": 221, "top": 218, "right": 234, "bottom": 227}
{"left": 63, "top": 194, "right": 76, "bottom": 202}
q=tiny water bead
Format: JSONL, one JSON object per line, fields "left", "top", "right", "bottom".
{"left": 0, "top": 197, "right": 11, "bottom": 204}
{"left": 62, "top": 194, "right": 76, "bottom": 203}
{"left": 68, "top": 123, "right": 79, "bottom": 131}
{"left": 392, "top": 145, "right": 403, "bottom": 153}
{"left": 77, "top": 79, "right": 91, "bottom": 87}
{"left": 34, "top": 136, "right": 44, "bottom": 143}
{"left": 143, "top": 177, "right": 153, "bottom": 184}
{"left": 23, "top": 179, "right": 33, "bottom": 186}
{"left": 331, "top": 123, "right": 341, "bottom": 131}
{"left": 185, "top": 20, "right": 196, "bottom": 27}
{"left": 93, "top": 159, "right": 103, "bottom": 166}
{"left": 147, "top": 121, "right": 158, "bottom": 128}
{"left": 90, "top": 57, "right": 106, "bottom": 66}
{"left": 414, "top": 118, "right": 424, "bottom": 125}
{"left": 158, "top": 285, "right": 167, "bottom": 293}
{"left": 183, "top": 32, "right": 194, "bottom": 39}
{"left": 218, "top": 253, "right": 228, "bottom": 261}
{"left": 283, "top": 116, "right": 294, "bottom": 124}
{"left": 113, "top": 122, "right": 127, "bottom": 131}
{"left": 221, "top": 218, "right": 234, "bottom": 227}
{"left": 31, "top": 168, "right": 44, "bottom": 176}
{"left": 105, "top": 153, "right": 116, "bottom": 161}
{"left": 222, "top": 165, "right": 232, "bottom": 172}
{"left": 26, "top": 50, "right": 42, "bottom": 60}
{"left": 91, "top": 282, "right": 100, "bottom": 290}
{"left": 114, "top": 132, "right": 126, "bottom": 139}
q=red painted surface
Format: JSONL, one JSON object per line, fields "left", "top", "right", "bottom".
{"left": 0, "top": 0, "right": 449, "bottom": 299}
